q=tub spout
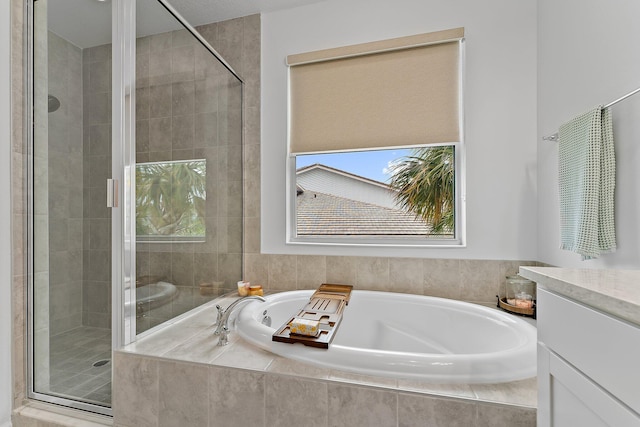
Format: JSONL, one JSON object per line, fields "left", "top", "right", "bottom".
{"left": 214, "top": 295, "right": 266, "bottom": 346}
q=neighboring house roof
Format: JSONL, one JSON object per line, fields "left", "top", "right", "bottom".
{"left": 296, "top": 190, "right": 431, "bottom": 236}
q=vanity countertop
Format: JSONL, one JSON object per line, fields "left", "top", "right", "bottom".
{"left": 519, "top": 267, "right": 640, "bottom": 326}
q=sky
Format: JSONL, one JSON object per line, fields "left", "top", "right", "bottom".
{"left": 295, "top": 148, "right": 413, "bottom": 184}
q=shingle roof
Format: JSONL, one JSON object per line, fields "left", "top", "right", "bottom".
{"left": 296, "top": 190, "right": 431, "bottom": 236}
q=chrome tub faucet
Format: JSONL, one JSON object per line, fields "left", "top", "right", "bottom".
{"left": 214, "top": 295, "right": 266, "bottom": 346}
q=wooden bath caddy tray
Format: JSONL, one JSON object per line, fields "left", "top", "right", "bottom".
{"left": 272, "top": 284, "right": 353, "bottom": 349}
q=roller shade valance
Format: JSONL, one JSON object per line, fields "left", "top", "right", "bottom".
{"left": 288, "top": 28, "right": 464, "bottom": 155}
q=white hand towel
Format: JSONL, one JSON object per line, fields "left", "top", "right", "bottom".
{"left": 558, "top": 105, "right": 616, "bottom": 260}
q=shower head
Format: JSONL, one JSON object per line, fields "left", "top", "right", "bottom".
{"left": 48, "top": 95, "right": 60, "bottom": 113}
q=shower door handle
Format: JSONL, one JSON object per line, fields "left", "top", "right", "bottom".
{"left": 107, "top": 179, "right": 119, "bottom": 208}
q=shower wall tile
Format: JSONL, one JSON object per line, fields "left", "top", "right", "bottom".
{"left": 89, "top": 43, "right": 111, "bottom": 63}
{"left": 149, "top": 51, "right": 173, "bottom": 87}
{"left": 170, "top": 252, "right": 194, "bottom": 287}
{"left": 171, "top": 45, "right": 195, "bottom": 83}
{"left": 216, "top": 18, "right": 244, "bottom": 75}
{"left": 194, "top": 79, "right": 218, "bottom": 116}
{"left": 136, "top": 90, "right": 150, "bottom": 124}
{"left": 172, "top": 29, "right": 194, "bottom": 48}
{"left": 218, "top": 253, "right": 242, "bottom": 285}
{"left": 150, "top": 31, "right": 172, "bottom": 52}
{"left": 171, "top": 81, "right": 195, "bottom": 116}
{"left": 135, "top": 120, "right": 150, "bottom": 153}
{"left": 149, "top": 117, "right": 172, "bottom": 151}
{"left": 193, "top": 253, "right": 217, "bottom": 286}
{"left": 194, "top": 112, "right": 218, "bottom": 147}
{"left": 47, "top": 31, "right": 84, "bottom": 335}
{"left": 149, "top": 84, "right": 172, "bottom": 118}
{"left": 171, "top": 115, "right": 194, "bottom": 150}
{"left": 148, "top": 150, "right": 171, "bottom": 163}
{"left": 89, "top": 60, "right": 110, "bottom": 93}
{"left": 87, "top": 92, "right": 110, "bottom": 125}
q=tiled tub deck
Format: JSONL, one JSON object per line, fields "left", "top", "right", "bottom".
{"left": 113, "top": 294, "right": 537, "bottom": 427}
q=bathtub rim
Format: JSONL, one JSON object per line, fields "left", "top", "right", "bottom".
{"left": 236, "top": 289, "right": 538, "bottom": 384}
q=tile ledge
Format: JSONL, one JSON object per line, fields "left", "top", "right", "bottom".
{"left": 13, "top": 401, "right": 112, "bottom": 426}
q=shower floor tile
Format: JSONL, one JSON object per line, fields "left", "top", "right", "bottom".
{"left": 49, "top": 326, "right": 112, "bottom": 406}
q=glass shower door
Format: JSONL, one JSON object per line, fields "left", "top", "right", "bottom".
{"left": 30, "top": 0, "right": 114, "bottom": 413}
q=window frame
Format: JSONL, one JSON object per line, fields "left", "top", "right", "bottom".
{"left": 286, "top": 141, "right": 466, "bottom": 248}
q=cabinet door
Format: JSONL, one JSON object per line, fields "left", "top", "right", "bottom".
{"left": 538, "top": 344, "right": 640, "bottom": 427}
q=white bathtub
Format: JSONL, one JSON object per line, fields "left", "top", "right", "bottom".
{"left": 236, "top": 290, "right": 537, "bottom": 384}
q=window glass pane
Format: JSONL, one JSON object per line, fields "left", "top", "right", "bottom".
{"left": 294, "top": 146, "right": 455, "bottom": 239}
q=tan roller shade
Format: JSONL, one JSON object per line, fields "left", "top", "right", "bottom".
{"left": 288, "top": 28, "right": 464, "bottom": 155}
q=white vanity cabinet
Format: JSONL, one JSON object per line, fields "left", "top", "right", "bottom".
{"left": 536, "top": 288, "right": 640, "bottom": 427}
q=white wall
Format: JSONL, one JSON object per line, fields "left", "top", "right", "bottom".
{"left": 261, "top": 0, "right": 538, "bottom": 260}
{"left": 1, "top": 0, "right": 13, "bottom": 424}
{"left": 537, "top": 0, "right": 640, "bottom": 268}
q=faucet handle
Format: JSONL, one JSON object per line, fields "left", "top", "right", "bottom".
{"left": 213, "top": 304, "right": 224, "bottom": 335}
{"left": 217, "top": 326, "right": 230, "bottom": 346}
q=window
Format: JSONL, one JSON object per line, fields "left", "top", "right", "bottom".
{"left": 136, "top": 159, "right": 206, "bottom": 242}
{"left": 287, "top": 28, "right": 465, "bottom": 246}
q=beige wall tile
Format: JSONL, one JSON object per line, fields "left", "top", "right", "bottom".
{"left": 296, "top": 255, "right": 327, "bottom": 289}
{"left": 269, "top": 254, "right": 297, "bottom": 290}
{"left": 112, "top": 353, "right": 159, "bottom": 427}
{"left": 423, "top": 258, "right": 462, "bottom": 299}
{"left": 244, "top": 217, "right": 261, "bottom": 255}
{"left": 209, "top": 366, "right": 265, "bottom": 426}
{"left": 459, "top": 259, "right": 503, "bottom": 302}
{"left": 398, "top": 393, "right": 477, "bottom": 427}
{"left": 266, "top": 376, "right": 328, "bottom": 427}
{"left": 389, "top": 257, "right": 423, "bottom": 294}
{"left": 355, "top": 256, "right": 389, "bottom": 290}
{"left": 325, "top": 256, "right": 356, "bottom": 285}
{"left": 471, "top": 377, "right": 537, "bottom": 408}
{"left": 158, "top": 360, "right": 208, "bottom": 427}
{"left": 328, "top": 383, "right": 396, "bottom": 427}
{"left": 476, "top": 402, "right": 536, "bottom": 427}
{"left": 244, "top": 253, "right": 269, "bottom": 285}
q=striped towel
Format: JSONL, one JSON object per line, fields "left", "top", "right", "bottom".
{"left": 558, "top": 106, "right": 616, "bottom": 260}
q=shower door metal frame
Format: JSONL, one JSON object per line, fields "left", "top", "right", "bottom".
{"left": 112, "top": 0, "right": 137, "bottom": 352}
{"left": 23, "top": 0, "right": 133, "bottom": 416}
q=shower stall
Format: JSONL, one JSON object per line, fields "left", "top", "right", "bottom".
{"left": 28, "top": 0, "right": 243, "bottom": 414}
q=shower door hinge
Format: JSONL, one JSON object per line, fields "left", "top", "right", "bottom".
{"left": 106, "top": 179, "right": 119, "bottom": 208}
